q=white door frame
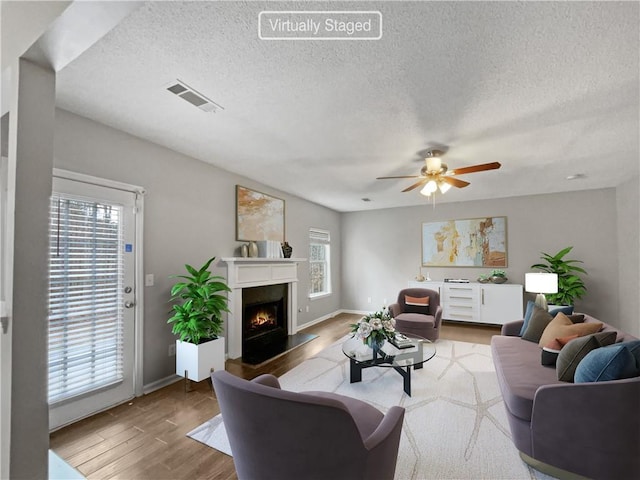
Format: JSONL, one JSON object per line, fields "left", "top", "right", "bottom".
{"left": 53, "top": 168, "right": 145, "bottom": 399}
{"left": 0, "top": 155, "right": 12, "bottom": 480}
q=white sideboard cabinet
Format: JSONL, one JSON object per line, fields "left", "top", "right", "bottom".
{"left": 407, "top": 281, "right": 523, "bottom": 325}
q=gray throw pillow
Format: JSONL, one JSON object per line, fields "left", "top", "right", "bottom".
{"left": 521, "top": 306, "right": 553, "bottom": 343}
{"left": 556, "top": 331, "right": 616, "bottom": 382}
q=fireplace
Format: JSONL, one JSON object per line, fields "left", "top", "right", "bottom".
{"left": 242, "top": 284, "right": 288, "bottom": 364}
{"left": 222, "top": 257, "right": 304, "bottom": 360}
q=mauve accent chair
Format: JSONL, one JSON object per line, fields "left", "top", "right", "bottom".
{"left": 388, "top": 288, "right": 442, "bottom": 341}
{"left": 211, "top": 370, "right": 405, "bottom": 480}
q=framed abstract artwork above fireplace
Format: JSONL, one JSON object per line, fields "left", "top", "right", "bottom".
{"left": 236, "top": 185, "right": 285, "bottom": 242}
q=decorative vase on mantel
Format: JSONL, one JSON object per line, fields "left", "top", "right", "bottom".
{"left": 281, "top": 242, "right": 293, "bottom": 258}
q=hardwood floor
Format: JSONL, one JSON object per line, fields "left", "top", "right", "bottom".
{"left": 50, "top": 313, "right": 500, "bottom": 479}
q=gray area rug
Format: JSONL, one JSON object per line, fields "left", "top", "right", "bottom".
{"left": 187, "top": 337, "right": 554, "bottom": 479}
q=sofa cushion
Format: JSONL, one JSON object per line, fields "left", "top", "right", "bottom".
{"left": 521, "top": 306, "right": 553, "bottom": 343}
{"left": 543, "top": 334, "right": 579, "bottom": 351}
{"left": 548, "top": 305, "right": 574, "bottom": 316}
{"left": 404, "top": 295, "right": 429, "bottom": 314}
{"left": 518, "top": 300, "right": 537, "bottom": 336}
{"left": 538, "top": 313, "right": 603, "bottom": 347}
{"left": 519, "top": 303, "right": 577, "bottom": 337}
{"left": 574, "top": 340, "right": 640, "bottom": 383}
{"left": 567, "top": 314, "right": 585, "bottom": 323}
{"left": 556, "top": 332, "right": 616, "bottom": 382}
{"left": 491, "top": 336, "right": 564, "bottom": 421}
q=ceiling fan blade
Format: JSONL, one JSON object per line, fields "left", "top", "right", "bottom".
{"left": 376, "top": 175, "right": 420, "bottom": 180}
{"left": 442, "top": 176, "right": 470, "bottom": 188}
{"left": 402, "top": 178, "right": 428, "bottom": 192}
{"left": 449, "top": 162, "right": 501, "bottom": 176}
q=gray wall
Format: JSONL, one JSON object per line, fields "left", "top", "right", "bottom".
{"left": 53, "top": 109, "right": 342, "bottom": 386}
{"left": 49, "top": 108, "right": 639, "bottom": 388}
{"left": 341, "top": 189, "right": 622, "bottom": 326}
{"left": 616, "top": 176, "right": 640, "bottom": 337}
{"left": 8, "top": 58, "right": 54, "bottom": 480}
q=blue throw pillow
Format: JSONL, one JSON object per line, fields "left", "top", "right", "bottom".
{"left": 549, "top": 305, "right": 574, "bottom": 317}
{"left": 574, "top": 340, "right": 640, "bottom": 383}
{"left": 519, "top": 300, "right": 537, "bottom": 336}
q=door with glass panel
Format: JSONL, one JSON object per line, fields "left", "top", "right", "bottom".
{"left": 48, "top": 177, "right": 136, "bottom": 430}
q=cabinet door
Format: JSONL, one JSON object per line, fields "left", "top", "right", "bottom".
{"left": 480, "top": 285, "right": 523, "bottom": 325}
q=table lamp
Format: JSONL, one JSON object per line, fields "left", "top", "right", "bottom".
{"left": 525, "top": 273, "right": 558, "bottom": 311}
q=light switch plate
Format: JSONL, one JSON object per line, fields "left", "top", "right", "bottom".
{"left": 145, "top": 274, "right": 154, "bottom": 287}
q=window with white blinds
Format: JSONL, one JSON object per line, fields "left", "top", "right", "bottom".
{"left": 309, "top": 228, "right": 331, "bottom": 298}
{"left": 48, "top": 194, "right": 124, "bottom": 404}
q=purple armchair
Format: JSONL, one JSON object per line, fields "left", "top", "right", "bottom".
{"left": 211, "top": 370, "right": 405, "bottom": 480}
{"left": 388, "top": 288, "right": 443, "bottom": 341}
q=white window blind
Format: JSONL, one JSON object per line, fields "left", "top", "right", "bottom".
{"left": 309, "top": 228, "right": 331, "bottom": 297}
{"left": 48, "top": 195, "right": 124, "bottom": 404}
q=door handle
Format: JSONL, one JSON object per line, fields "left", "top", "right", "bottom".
{"left": 125, "top": 301, "right": 136, "bottom": 309}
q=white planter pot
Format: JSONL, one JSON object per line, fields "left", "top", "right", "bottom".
{"left": 176, "top": 336, "right": 225, "bottom": 382}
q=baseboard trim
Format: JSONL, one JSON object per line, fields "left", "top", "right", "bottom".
{"left": 297, "top": 309, "right": 340, "bottom": 330}
{"left": 297, "top": 309, "right": 365, "bottom": 330}
{"left": 142, "top": 375, "right": 182, "bottom": 395}
{"left": 340, "top": 309, "right": 369, "bottom": 315}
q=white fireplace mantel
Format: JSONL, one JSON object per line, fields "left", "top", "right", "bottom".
{"left": 221, "top": 257, "right": 306, "bottom": 359}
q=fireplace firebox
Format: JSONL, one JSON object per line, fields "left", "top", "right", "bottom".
{"left": 242, "top": 284, "right": 288, "bottom": 364}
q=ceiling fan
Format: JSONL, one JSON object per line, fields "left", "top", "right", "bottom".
{"left": 376, "top": 149, "right": 501, "bottom": 196}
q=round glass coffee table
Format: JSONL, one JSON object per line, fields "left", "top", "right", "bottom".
{"left": 342, "top": 334, "right": 436, "bottom": 396}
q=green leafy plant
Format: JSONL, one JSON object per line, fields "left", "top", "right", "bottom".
{"left": 168, "top": 257, "right": 231, "bottom": 344}
{"left": 490, "top": 269, "right": 506, "bottom": 277}
{"left": 531, "top": 246, "right": 587, "bottom": 306}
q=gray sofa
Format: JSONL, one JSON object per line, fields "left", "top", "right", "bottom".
{"left": 491, "top": 315, "right": 640, "bottom": 479}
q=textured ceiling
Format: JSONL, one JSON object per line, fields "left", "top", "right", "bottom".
{"left": 56, "top": 1, "right": 639, "bottom": 212}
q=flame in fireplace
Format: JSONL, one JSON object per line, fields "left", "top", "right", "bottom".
{"left": 250, "top": 309, "right": 276, "bottom": 328}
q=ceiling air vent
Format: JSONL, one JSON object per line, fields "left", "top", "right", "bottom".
{"left": 166, "top": 80, "right": 223, "bottom": 113}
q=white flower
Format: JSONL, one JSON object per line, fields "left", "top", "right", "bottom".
{"left": 370, "top": 318, "right": 383, "bottom": 330}
{"left": 382, "top": 319, "right": 395, "bottom": 333}
{"left": 357, "top": 322, "right": 373, "bottom": 339}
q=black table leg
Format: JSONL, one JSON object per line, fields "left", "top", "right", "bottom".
{"left": 350, "top": 358, "right": 362, "bottom": 383}
{"left": 393, "top": 366, "right": 412, "bottom": 396}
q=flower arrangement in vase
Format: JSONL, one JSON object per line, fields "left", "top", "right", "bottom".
{"left": 350, "top": 308, "right": 396, "bottom": 351}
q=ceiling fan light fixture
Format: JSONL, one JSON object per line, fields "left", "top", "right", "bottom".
{"left": 438, "top": 181, "right": 452, "bottom": 194}
{"left": 420, "top": 180, "right": 438, "bottom": 196}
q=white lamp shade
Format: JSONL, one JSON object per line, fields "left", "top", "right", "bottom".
{"left": 426, "top": 157, "right": 441, "bottom": 172}
{"left": 420, "top": 180, "right": 438, "bottom": 196}
{"left": 438, "top": 181, "right": 452, "bottom": 194}
{"left": 525, "top": 273, "right": 558, "bottom": 294}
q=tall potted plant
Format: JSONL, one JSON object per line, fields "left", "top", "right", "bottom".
{"left": 168, "top": 257, "right": 231, "bottom": 381}
{"left": 531, "top": 246, "right": 587, "bottom": 306}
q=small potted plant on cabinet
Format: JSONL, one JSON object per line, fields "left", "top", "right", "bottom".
{"left": 490, "top": 269, "right": 508, "bottom": 284}
{"left": 168, "top": 256, "right": 230, "bottom": 382}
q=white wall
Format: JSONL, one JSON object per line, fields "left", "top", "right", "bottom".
{"left": 341, "top": 189, "right": 623, "bottom": 327}
{"left": 53, "top": 109, "right": 342, "bottom": 385}
{"left": 616, "top": 176, "right": 640, "bottom": 337}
